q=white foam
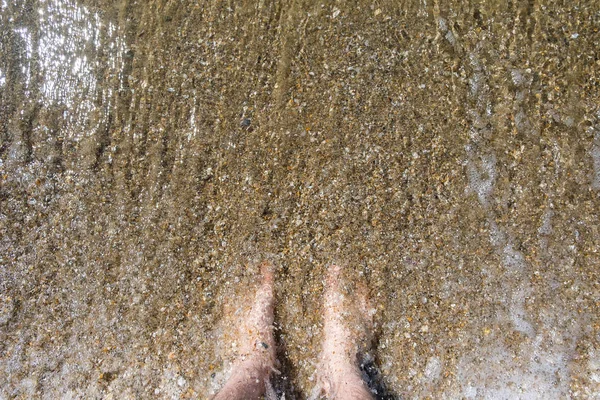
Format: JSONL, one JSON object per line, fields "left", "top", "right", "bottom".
{"left": 591, "top": 129, "right": 600, "bottom": 190}
{"left": 538, "top": 208, "right": 554, "bottom": 235}
{"left": 502, "top": 242, "right": 526, "bottom": 272}
{"left": 438, "top": 18, "right": 448, "bottom": 32}
{"left": 469, "top": 72, "right": 482, "bottom": 98}
{"left": 445, "top": 30, "right": 457, "bottom": 49}
{"left": 511, "top": 69, "right": 524, "bottom": 86}
{"left": 158, "top": 368, "right": 187, "bottom": 399}
{"left": 424, "top": 357, "right": 442, "bottom": 382}
{"left": 589, "top": 348, "right": 600, "bottom": 383}
{"left": 509, "top": 287, "right": 534, "bottom": 337}
{"left": 466, "top": 153, "right": 496, "bottom": 207}
{"left": 458, "top": 338, "right": 572, "bottom": 400}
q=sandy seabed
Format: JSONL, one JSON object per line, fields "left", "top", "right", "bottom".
{"left": 1, "top": 0, "right": 600, "bottom": 398}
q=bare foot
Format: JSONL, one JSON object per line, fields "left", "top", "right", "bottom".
{"left": 316, "top": 264, "right": 374, "bottom": 400}
{"left": 213, "top": 262, "right": 276, "bottom": 400}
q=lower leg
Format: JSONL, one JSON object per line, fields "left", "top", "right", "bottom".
{"left": 213, "top": 262, "right": 276, "bottom": 400}
{"left": 212, "top": 359, "right": 270, "bottom": 400}
{"left": 318, "top": 265, "right": 374, "bottom": 400}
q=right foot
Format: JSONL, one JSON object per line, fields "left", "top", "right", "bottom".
{"left": 316, "top": 264, "right": 374, "bottom": 400}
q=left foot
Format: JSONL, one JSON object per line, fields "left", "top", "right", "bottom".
{"left": 213, "top": 262, "right": 276, "bottom": 400}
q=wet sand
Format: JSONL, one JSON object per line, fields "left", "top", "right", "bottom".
{"left": 1, "top": 0, "right": 600, "bottom": 398}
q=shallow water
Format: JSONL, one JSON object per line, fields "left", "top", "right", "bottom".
{"left": 1, "top": 1, "right": 599, "bottom": 398}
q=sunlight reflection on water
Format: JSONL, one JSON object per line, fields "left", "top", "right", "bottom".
{"left": 10, "top": 0, "right": 126, "bottom": 140}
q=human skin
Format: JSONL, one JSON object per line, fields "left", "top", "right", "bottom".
{"left": 317, "top": 264, "right": 374, "bottom": 400}
{"left": 212, "top": 262, "right": 276, "bottom": 400}
{"left": 213, "top": 262, "right": 373, "bottom": 400}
